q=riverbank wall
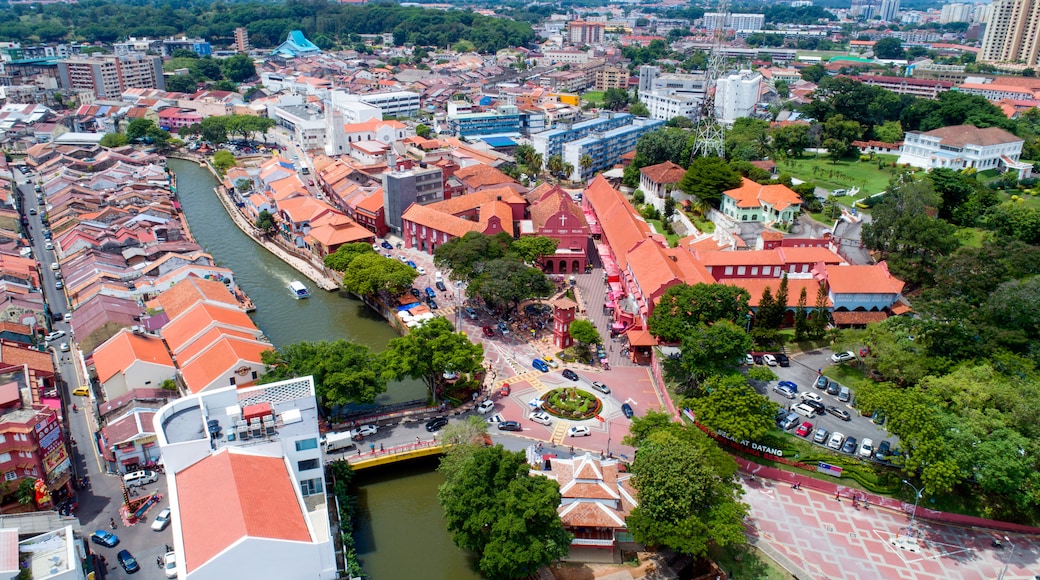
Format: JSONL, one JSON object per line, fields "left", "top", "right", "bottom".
{"left": 168, "top": 152, "right": 341, "bottom": 291}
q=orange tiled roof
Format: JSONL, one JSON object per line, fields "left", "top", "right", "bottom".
{"left": 583, "top": 175, "right": 650, "bottom": 270}
{"left": 155, "top": 277, "right": 238, "bottom": 320}
{"left": 453, "top": 163, "right": 515, "bottom": 189}
{"left": 179, "top": 336, "right": 270, "bottom": 393}
{"left": 776, "top": 246, "right": 844, "bottom": 264}
{"left": 722, "top": 277, "right": 828, "bottom": 308}
{"left": 529, "top": 189, "right": 587, "bottom": 232}
{"left": 826, "top": 262, "right": 905, "bottom": 296}
{"left": 162, "top": 302, "right": 260, "bottom": 355}
{"left": 401, "top": 203, "right": 483, "bottom": 238}
{"left": 724, "top": 178, "right": 803, "bottom": 211}
{"left": 639, "top": 161, "right": 685, "bottom": 185}
{"left": 93, "top": 329, "right": 175, "bottom": 384}
{"left": 178, "top": 449, "right": 311, "bottom": 573}
{"left": 427, "top": 186, "right": 524, "bottom": 215}
{"left": 832, "top": 310, "right": 889, "bottom": 325}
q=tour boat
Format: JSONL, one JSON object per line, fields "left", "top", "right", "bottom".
{"left": 289, "top": 280, "right": 310, "bottom": 299}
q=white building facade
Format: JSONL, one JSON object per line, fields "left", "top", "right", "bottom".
{"left": 714, "top": 70, "right": 762, "bottom": 126}
{"left": 897, "top": 125, "right": 1030, "bottom": 178}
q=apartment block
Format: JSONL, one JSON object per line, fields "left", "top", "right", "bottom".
{"left": 57, "top": 53, "right": 165, "bottom": 99}
{"left": 357, "top": 90, "right": 421, "bottom": 117}
{"left": 561, "top": 117, "right": 664, "bottom": 181}
{"left": 595, "top": 65, "right": 628, "bottom": 91}
{"left": 568, "top": 21, "right": 606, "bottom": 45}
{"left": 715, "top": 70, "right": 762, "bottom": 126}
{"left": 980, "top": 0, "right": 1040, "bottom": 66}
{"left": 531, "top": 111, "right": 638, "bottom": 160}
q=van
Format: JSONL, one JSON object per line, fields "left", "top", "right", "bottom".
{"left": 123, "top": 470, "right": 158, "bottom": 488}
{"left": 792, "top": 403, "right": 817, "bottom": 418}
{"left": 72, "top": 385, "right": 90, "bottom": 397}
{"left": 837, "top": 386, "right": 851, "bottom": 402}
{"left": 322, "top": 431, "right": 356, "bottom": 452}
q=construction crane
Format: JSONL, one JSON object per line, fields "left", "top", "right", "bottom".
{"left": 691, "top": 0, "right": 731, "bottom": 159}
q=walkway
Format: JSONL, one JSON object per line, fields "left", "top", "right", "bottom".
{"left": 570, "top": 269, "right": 636, "bottom": 370}
{"left": 340, "top": 439, "right": 445, "bottom": 469}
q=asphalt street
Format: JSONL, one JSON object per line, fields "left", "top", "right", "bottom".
{"left": 16, "top": 166, "right": 174, "bottom": 580}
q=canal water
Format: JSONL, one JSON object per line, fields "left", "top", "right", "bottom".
{"left": 169, "top": 159, "right": 477, "bottom": 578}
{"left": 168, "top": 158, "right": 424, "bottom": 404}
{"left": 354, "top": 458, "right": 482, "bottom": 580}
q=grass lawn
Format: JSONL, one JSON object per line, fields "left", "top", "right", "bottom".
{"left": 581, "top": 90, "right": 605, "bottom": 104}
{"left": 956, "top": 227, "right": 989, "bottom": 248}
{"left": 777, "top": 156, "right": 904, "bottom": 203}
{"left": 647, "top": 218, "right": 681, "bottom": 246}
{"left": 709, "top": 544, "right": 795, "bottom": 580}
{"left": 689, "top": 213, "right": 716, "bottom": 233}
{"left": 999, "top": 189, "right": 1040, "bottom": 209}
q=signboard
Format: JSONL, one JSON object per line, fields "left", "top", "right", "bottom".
{"left": 43, "top": 445, "right": 68, "bottom": 476}
{"left": 36, "top": 416, "right": 63, "bottom": 456}
{"left": 818, "top": 462, "right": 844, "bottom": 478}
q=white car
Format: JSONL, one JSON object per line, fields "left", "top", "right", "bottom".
{"left": 800, "top": 392, "right": 823, "bottom": 404}
{"left": 417, "top": 266, "right": 426, "bottom": 275}
{"left": 529, "top": 411, "right": 552, "bottom": 426}
{"left": 163, "top": 551, "right": 177, "bottom": 579}
{"left": 744, "top": 353, "right": 754, "bottom": 365}
{"left": 827, "top": 432, "right": 845, "bottom": 451}
{"left": 831, "top": 351, "right": 856, "bottom": 363}
{"left": 476, "top": 399, "right": 495, "bottom": 414}
{"left": 151, "top": 507, "right": 171, "bottom": 531}
{"left": 44, "top": 330, "right": 65, "bottom": 342}
{"left": 763, "top": 354, "right": 777, "bottom": 366}
{"left": 59, "top": 342, "right": 69, "bottom": 353}
{"left": 568, "top": 426, "right": 591, "bottom": 437}
{"left": 485, "top": 414, "right": 505, "bottom": 424}
{"left": 859, "top": 438, "right": 875, "bottom": 459}
{"left": 348, "top": 425, "right": 378, "bottom": 439}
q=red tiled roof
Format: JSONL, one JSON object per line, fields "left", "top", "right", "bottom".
{"left": 724, "top": 178, "right": 803, "bottom": 212}
{"left": 177, "top": 450, "right": 311, "bottom": 573}
{"left": 918, "top": 125, "right": 1023, "bottom": 148}
{"left": 93, "top": 330, "right": 174, "bottom": 384}
{"left": 639, "top": 161, "right": 685, "bottom": 185}
{"left": 826, "top": 262, "right": 905, "bottom": 296}
{"left": 832, "top": 310, "right": 889, "bottom": 325}
{"left": 583, "top": 175, "right": 650, "bottom": 269}
{"left": 155, "top": 277, "right": 238, "bottom": 320}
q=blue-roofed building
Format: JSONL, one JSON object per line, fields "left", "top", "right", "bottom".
{"left": 161, "top": 37, "right": 212, "bottom": 57}
{"left": 271, "top": 31, "right": 321, "bottom": 59}
{"left": 446, "top": 103, "right": 545, "bottom": 138}
{"left": 560, "top": 117, "right": 664, "bottom": 181}
{"left": 530, "top": 112, "right": 637, "bottom": 161}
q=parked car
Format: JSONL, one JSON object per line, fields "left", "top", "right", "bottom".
{"left": 875, "top": 440, "right": 892, "bottom": 461}
{"left": 529, "top": 411, "right": 552, "bottom": 426}
{"left": 800, "top": 391, "right": 822, "bottom": 404}
{"left": 151, "top": 508, "right": 171, "bottom": 532}
{"left": 497, "top": 321, "right": 510, "bottom": 335}
{"left": 427, "top": 299, "right": 439, "bottom": 310}
{"left": 831, "top": 351, "right": 856, "bottom": 363}
{"left": 476, "top": 400, "right": 495, "bottom": 414}
{"left": 435, "top": 281, "right": 447, "bottom": 292}
{"left": 621, "top": 403, "right": 634, "bottom": 419}
{"left": 772, "top": 384, "right": 796, "bottom": 399}
{"left": 482, "top": 326, "right": 495, "bottom": 338}
{"left": 532, "top": 358, "right": 549, "bottom": 372}
{"left": 780, "top": 412, "right": 800, "bottom": 430}
{"left": 163, "top": 552, "right": 177, "bottom": 578}
{"left": 837, "top": 386, "right": 851, "bottom": 403}
{"left": 406, "top": 260, "right": 417, "bottom": 269}
{"left": 778, "top": 380, "right": 798, "bottom": 392}
{"left": 568, "top": 426, "right": 591, "bottom": 437}
{"left": 349, "top": 425, "right": 378, "bottom": 439}
{"left": 425, "top": 287, "right": 436, "bottom": 299}
{"left": 744, "top": 353, "right": 754, "bottom": 365}
{"left": 774, "top": 353, "right": 790, "bottom": 367}
{"left": 859, "top": 438, "right": 875, "bottom": 459}
{"left": 803, "top": 399, "right": 826, "bottom": 415}
{"left": 44, "top": 330, "right": 65, "bottom": 343}
{"left": 753, "top": 354, "right": 764, "bottom": 365}
{"left": 465, "top": 307, "right": 478, "bottom": 320}
{"left": 826, "top": 406, "right": 852, "bottom": 421}
{"left": 815, "top": 376, "right": 830, "bottom": 390}
{"left": 542, "top": 357, "right": 559, "bottom": 368}
{"left": 425, "top": 417, "right": 448, "bottom": 432}
{"left": 497, "top": 420, "right": 522, "bottom": 432}
{"left": 417, "top": 266, "right": 426, "bottom": 275}
{"left": 827, "top": 432, "right": 845, "bottom": 450}
{"left": 841, "top": 436, "right": 858, "bottom": 454}
{"left": 562, "top": 369, "right": 579, "bottom": 381}
{"left": 91, "top": 530, "right": 119, "bottom": 547}
{"left": 795, "top": 421, "right": 813, "bottom": 437}
{"left": 826, "top": 381, "right": 841, "bottom": 396}
{"left": 763, "top": 354, "right": 777, "bottom": 366}
{"left": 591, "top": 381, "right": 610, "bottom": 394}
{"left": 381, "top": 240, "right": 393, "bottom": 250}
{"left": 116, "top": 549, "right": 140, "bottom": 574}
{"left": 813, "top": 427, "right": 829, "bottom": 444}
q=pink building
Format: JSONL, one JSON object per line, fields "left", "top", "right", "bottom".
{"left": 157, "top": 107, "right": 202, "bottom": 132}
{"left": 524, "top": 183, "right": 590, "bottom": 275}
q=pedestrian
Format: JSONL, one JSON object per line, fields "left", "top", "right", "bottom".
{"left": 356, "top": 448, "right": 361, "bottom": 456}
{"left": 157, "top": 556, "right": 163, "bottom": 568}
{"left": 379, "top": 443, "right": 384, "bottom": 452}
{"left": 109, "top": 517, "right": 116, "bottom": 529}
{"left": 416, "top": 436, "right": 420, "bottom": 444}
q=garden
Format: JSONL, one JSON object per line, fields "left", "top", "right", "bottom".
{"left": 541, "top": 387, "right": 602, "bottom": 420}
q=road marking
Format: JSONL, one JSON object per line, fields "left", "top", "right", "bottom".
{"left": 624, "top": 397, "right": 638, "bottom": 406}
{"left": 549, "top": 422, "right": 568, "bottom": 445}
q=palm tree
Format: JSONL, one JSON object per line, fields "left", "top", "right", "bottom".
{"left": 528, "top": 153, "right": 543, "bottom": 174}
{"left": 579, "top": 154, "right": 593, "bottom": 175}
{"left": 561, "top": 162, "right": 575, "bottom": 181}
{"left": 547, "top": 155, "right": 564, "bottom": 177}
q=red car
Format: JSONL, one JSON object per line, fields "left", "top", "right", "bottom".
{"left": 795, "top": 421, "right": 813, "bottom": 437}
{"left": 481, "top": 326, "right": 495, "bottom": 338}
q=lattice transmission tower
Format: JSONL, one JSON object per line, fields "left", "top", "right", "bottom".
{"left": 691, "top": 0, "right": 731, "bottom": 160}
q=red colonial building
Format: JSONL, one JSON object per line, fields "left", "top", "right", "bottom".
{"left": 524, "top": 183, "right": 590, "bottom": 274}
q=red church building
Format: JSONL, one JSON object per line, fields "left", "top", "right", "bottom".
{"left": 524, "top": 183, "right": 590, "bottom": 275}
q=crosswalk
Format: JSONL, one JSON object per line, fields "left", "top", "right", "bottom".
{"left": 549, "top": 421, "right": 568, "bottom": 445}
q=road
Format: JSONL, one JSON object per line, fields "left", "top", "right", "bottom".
{"left": 15, "top": 166, "right": 174, "bottom": 579}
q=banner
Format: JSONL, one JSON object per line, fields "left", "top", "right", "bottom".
{"left": 818, "top": 462, "right": 843, "bottom": 477}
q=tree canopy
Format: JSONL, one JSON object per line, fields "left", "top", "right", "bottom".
{"left": 383, "top": 317, "right": 484, "bottom": 398}
{"left": 323, "top": 242, "right": 375, "bottom": 272}
{"left": 679, "top": 157, "right": 743, "bottom": 207}
{"left": 258, "top": 340, "right": 387, "bottom": 406}
{"left": 648, "top": 283, "right": 751, "bottom": 343}
{"left": 438, "top": 445, "right": 571, "bottom": 579}
{"left": 341, "top": 253, "right": 419, "bottom": 296}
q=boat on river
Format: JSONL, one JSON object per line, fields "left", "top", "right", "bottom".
{"left": 289, "top": 280, "right": 310, "bottom": 299}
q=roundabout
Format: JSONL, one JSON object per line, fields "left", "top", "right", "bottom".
{"left": 541, "top": 387, "right": 602, "bottom": 420}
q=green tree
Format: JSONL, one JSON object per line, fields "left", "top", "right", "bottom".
{"left": 568, "top": 319, "right": 601, "bottom": 358}
{"left": 383, "top": 317, "right": 484, "bottom": 399}
{"left": 100, "top": 133, "right": 128, "bottom": 148}
{"left": 809, "top": 283, "right": 829, "bottom": 339}
{"left": 255, "top": 209, "right": 276, "bottom": 234}
{"left": 547, "top": 155, "right": 564, "bottom": 177}
{"left": 341, "top": 253, "right": 418, "bottom": 296}
{"left": 16, "top": 479, "right": 36, "bottom": 506}
{"left": 800, "top": 63, "right": 827, "bottom": 83}
{"left": 323, "top": 241, "right": 375, "bottom": 272}
{"left": 221, "top": 53, "right": 256, "bottom": 82}
{"left": 775, "top": 80, "right": 790, "bottom": 98}
{"left": 579, "top": 153, "right": 594, "bottom": 175}
{"left": 862, "top": 177, "right": 960, "bottom": 287}
{"left": 212, "top": 150, "right": 236, "bottom": 174}
{"left": 258, "top": 340, "right": 387, "bottom": 406}
{"left": 126, "top": 118, "right": 157, "bottom": 141}
{"left": 686, "top": 375, "right": 778, "bottom": 442}
{"left": 434, "top": 232, "right": 513, "bottom": 281}
{"left": 770, "top": 123, "right": 810, "bottom": 158}
{"left": 626, "top": 417, "right": 747, "bottom": 557}
{"left": 416, "top": 124, "right": 432, "bottom": 138}
{"left": 438, "top": 445, "right": 571, "bottom": 579}
{"left": 509, "top": 236, "right": 558, "bottom": 263}
{"left": 873, "top": 37, "right": 905, "bottom": 60}
{"left": 648, "top": 283, "right": 751, "bottom": 343}
{"left": 630, "top": 100, "right": 649, "bottom": 116}
{"left": 679, "top": 156, "right": 742, "bottom": 207}
{"left": 469, "top": 259, "right": 554, "bottom": 313}
{"left": 603, "top": 87, "right": 630, "bottom": 110}
{"left": 874, "top": 120, "right": 904, "bottom": 143}
{"left": 673, "top": 321, "right": 754, "bottom": 385}
{"left": 166, "top": 74, "right": 198, "bottom": 93}
{"left": 794, "top": 287, "right": 809, "bottom": 341}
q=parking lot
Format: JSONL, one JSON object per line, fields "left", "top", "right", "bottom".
{"left": 758, "top": 349, "right": 897, "bottom": 460}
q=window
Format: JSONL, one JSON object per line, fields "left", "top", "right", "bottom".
{"left": 4, "top": 472, "right": 14, "bottom": 482}
{"left": 251, "top": 371, "right": 258, "bottom": 380}
{"left": 300, "top": 477, "right": 323, "bottom": 496}
{"left": 0, "top": 453, "right": 9, "bottom": 464}
{"left": 295, "top": 438, "right": 318, "bottom": 451}
{"left": 298, "top": 458, "right": 320, "bottom": 471}
{"left": 737, "top": 266, "right": 746, "bottom": 275}
{"left": 229, "top": 377, "right": 236, "bottom": 386}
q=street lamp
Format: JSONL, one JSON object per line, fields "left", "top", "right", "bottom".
{"left": 455, "top": 281, "right": 464, "bottom": 330}
{"left": 997, "top": 536, "right": 1016, "bottom": 580}
{"left": 902, "top": 479, "right": 922, "bottom": 537}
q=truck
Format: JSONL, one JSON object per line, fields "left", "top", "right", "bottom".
{"left": 322, "top": 431, "right": 356, "bottom": 453}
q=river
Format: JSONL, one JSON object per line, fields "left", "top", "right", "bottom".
{"left": 169, "top": 158, "right": 480, "bottom": 579}
{"left": 168, "top": 158, "right": 424, "bottom": 404}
